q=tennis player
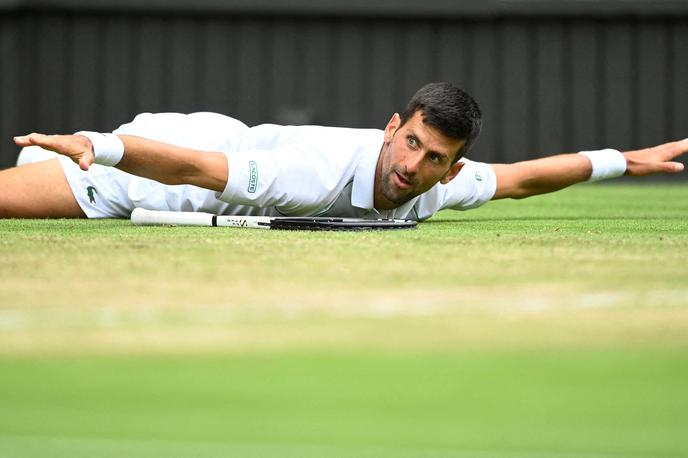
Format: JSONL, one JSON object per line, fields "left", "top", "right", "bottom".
{"left": 1, "top": 82, "right": 686, "bottom": 219}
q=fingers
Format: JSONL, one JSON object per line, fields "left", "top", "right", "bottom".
{"left": 651, "top": 161, "right": 684, "bottom": 175}
{"left": 663, "top": 138, "right": 688, "bottom": 159}
{"left": 78, "top": 156, "right": 91, "bottom": 172}
{"left": 665, "top": 161, "right": 685, "bottom": 173}
{"left": 13, "top": 133, "right": 96, "bottom": 171}
{"left": 626, "top": 157, "right": 685, "bottom": 176}
{"left": 676, "top": 138, "right": 688, "bottom": 155}
{"left": 624, "top": 138, "right": 688, "bottom": 175}
{"left": 13, "top": 135, "right": 30, "bottom": 147}
{"left": 633, "top": 139, "right": 688, "bottom": 161}
{"left": 14, "top": 133, "right": 43, "bottom": 147}
{"left": 14, "top": 133, "right": 59, "bottom": 153}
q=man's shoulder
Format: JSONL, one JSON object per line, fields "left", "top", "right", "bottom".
{"left": 245, "top": 124, "right": 384, "bottom": 155}
{"left": 415, "top": 158, "right": 497, "bottom": 214}
{"left": 251, "top": 123, "right": 382, "bottom": 138}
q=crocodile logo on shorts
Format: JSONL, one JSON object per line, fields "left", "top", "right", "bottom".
{"left": 248, "top": 161, "right": 258, "bottom": 194}
{"left": 86, "top": 186, "right": 98, "bottom": 204}
{"left": 474, "top": 171, "right": 483, "bottom": 182}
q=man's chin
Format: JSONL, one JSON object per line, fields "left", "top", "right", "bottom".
{"left": 381, "top": 187, "right": 414, "bottom": 207}
{"left": 377, "top": 173, "right": 419, "bottom": 208}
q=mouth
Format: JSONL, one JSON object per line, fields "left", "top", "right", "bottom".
{"left": 393, "top": 171, "right": 413, "bottom": 190}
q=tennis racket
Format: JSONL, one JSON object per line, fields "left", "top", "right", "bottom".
{"left": 130, "top": 208, "right": 417, "bottom": 231}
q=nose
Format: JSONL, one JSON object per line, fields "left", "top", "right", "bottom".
{"left": 404, "top": 149, "right": 423, "bottom": 175}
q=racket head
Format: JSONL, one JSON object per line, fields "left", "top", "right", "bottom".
{"left": 267, "top": 217, "right": 417, "bottom": 231}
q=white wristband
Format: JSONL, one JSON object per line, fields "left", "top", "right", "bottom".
{"left": 578, "top": 149, "right": 627, "bottom": 182}
{"left": 74, "top": 131, "right": 125, "bottom": 167}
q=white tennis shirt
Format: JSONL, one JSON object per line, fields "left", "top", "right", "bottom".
{"left": 112, "top": 112, "right": 496, "bottom": 220}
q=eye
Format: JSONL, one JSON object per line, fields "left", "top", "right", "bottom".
{"left": 428, "top": 153, "right": 442, "bottom": 164}
{"left": 407, "top": 136, "right": 418, "bottom": 149}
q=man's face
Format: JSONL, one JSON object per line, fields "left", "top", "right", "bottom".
{"left": 374, "top": 111, "right": 466, "bottom": 210}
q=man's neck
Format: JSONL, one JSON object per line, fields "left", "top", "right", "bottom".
{"left": 372, "top": 145, "right": 398, "bottom": 210}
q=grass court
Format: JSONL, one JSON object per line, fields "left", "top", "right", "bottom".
{"left": 1, "top": 184, "right": 687, "bottom": 457}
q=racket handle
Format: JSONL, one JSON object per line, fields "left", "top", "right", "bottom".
{"left": 131, "top": 208, "right": 214, "bottom": 226}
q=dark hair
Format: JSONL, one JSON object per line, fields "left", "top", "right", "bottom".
{"left": 399, "top": 82, "right": 482, "bottom": 162}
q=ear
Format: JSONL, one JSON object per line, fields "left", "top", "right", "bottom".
{"left": 440, "top": 160, "right": 465, "bottom": 184}
{"left": 383, "top": 113, "right": 401, "bottom": 142}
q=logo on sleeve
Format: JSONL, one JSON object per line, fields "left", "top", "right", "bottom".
{"left": 248, "top": 161, "right": 258, "bottom": 193}
{"left": 474, "top": 171, "right": 483, "bottom": 182}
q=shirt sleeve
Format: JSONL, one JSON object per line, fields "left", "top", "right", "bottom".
{"left": 443, "top": 159, "right": 497, "bottom": 210}
{"left": 410, "top": 158, "right": 497, "bottom": 221}
{"left": 215, "top": 145, "right": 345, "bottom": 215}
{"left": 426, "top": 158, "right": 497, "bottom": 214}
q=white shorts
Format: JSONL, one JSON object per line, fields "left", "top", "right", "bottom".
{"left": 58, "top": 156, "right": 135, "bottom": 218}
{"left": 17, "top": 146, "right": 134, "bottom": 218}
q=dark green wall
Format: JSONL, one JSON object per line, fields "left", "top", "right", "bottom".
{"left": 1, "top": 2, "right": 687, "bottom": 173}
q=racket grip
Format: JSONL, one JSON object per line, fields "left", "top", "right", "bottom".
{"left": 131, "top": 208, "right": 214, "bottom": 226}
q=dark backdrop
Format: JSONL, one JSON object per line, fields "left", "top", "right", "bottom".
{"left": 1, "top": 0, "right": 687, "bottom": 174}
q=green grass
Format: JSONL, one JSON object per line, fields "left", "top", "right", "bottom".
{"left": 1, "top": 350, "right": 687, "bottom": 458}
{"left": 0, "top": 184, "right": 687, "bottom": 457}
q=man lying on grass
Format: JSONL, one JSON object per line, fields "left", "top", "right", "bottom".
{"left": 1, "top": 82, "right": 686, "bottom": 220}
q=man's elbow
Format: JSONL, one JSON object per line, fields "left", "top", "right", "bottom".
{"left": 493, "top": 180, "right": 534, "bottom": 200}
{"left": 180, "top": 152, "right": 228, "bottom": 192}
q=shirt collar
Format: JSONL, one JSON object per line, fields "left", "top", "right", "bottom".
{"left": 351, "top": 134, "right": 382, "bottom": 210}
{"left": 350, "top": 132, "right": 420, "bottom": 218}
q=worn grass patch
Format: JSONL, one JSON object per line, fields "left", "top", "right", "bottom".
{"left": 1, "top": 184, "right": 686, "bottom": 353}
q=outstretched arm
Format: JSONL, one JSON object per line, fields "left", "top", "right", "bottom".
{"left": 492, "top": 139, "right": 687, "bottom": 199}
{"left": 13, "top": 133, "right": 228, "bottom": 192}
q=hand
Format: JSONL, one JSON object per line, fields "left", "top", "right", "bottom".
{"left": 623, "top": 138, "right": 687, "bottom": 176}
{"left": 14, "top": 133, "right": 95, "bottom": 171}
